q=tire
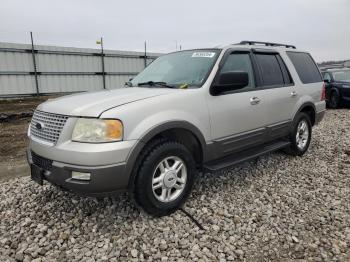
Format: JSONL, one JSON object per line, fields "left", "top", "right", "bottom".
{"left": 283, "top": 112, "right": 312, "bottom": 156}
{"left": 132, "top": 139, "right": 197, "bottom": 217}
{"left": 328, "top": 90, "right": 340, "bottom": 109}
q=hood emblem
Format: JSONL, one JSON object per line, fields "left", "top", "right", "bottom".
{"left": 35, "top": 122, "right": 45, "bottom": 130}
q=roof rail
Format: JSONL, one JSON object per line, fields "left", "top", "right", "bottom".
{"left": 237, "top": 41, "right": 296, "bottom": 49}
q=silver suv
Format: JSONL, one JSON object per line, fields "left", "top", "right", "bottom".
{"left": 27, "top": 41, "right": 326, "bottom": 216}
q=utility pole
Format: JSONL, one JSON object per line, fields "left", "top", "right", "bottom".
{"left": 97, "top": 37, "right": 106, "bottom": 89}
{"left": 144, "top": 41, "right": 147, "bottom": 68}
{"left": 30, "top": 32, "right": 39, "bottom": 96}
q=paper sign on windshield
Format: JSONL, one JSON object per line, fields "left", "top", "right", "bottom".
{"left": 192, "top": 52, "right": 216, "bottom": 58}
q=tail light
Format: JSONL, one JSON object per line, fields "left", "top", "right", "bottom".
{"left": 321, "top": 82, "right": 326, "bottom": 101}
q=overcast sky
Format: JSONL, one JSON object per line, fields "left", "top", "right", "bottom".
{"left": 0, "top": 0, "right": 349, "bottom": 62}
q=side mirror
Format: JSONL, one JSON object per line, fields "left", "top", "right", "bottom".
{"left": 211, "top": 71, "right": 249, "bottom": 95}
{"left": 323, "top": 79, "right": 330, "bottom": 83}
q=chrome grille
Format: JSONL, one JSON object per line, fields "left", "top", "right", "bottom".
{"left": 30, "top": 110, "right": 68, "bottom": 144}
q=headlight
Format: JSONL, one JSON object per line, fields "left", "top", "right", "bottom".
{"left": 72, "top": 118, "right": 123, "bottom": 143}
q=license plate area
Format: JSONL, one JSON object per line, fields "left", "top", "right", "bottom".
{"left": 30, "top": 164, "right": 44, "bottom": 185}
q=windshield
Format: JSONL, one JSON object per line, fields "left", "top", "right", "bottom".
{"left": 333, "top": 70, "right": 350, "bottom": 81}
{"left": 130, "top": 49, "right": 220, "bottom": 88}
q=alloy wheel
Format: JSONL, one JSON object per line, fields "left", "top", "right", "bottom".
{"left": 152, "top": 156, "right": 187, "bottom": 203}
{"left": 296, "top": 119, "right": 309, "bottom": 150}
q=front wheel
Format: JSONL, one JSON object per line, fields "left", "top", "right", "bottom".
{"left": 283, "top": 112, "right": 312, "bottom": 156}
{"left": 133, "top": 140, "right": 196, "bottom": 217}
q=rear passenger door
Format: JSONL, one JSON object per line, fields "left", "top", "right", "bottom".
{"left": 252, "top": 51, "right": 296, "bottom": 139}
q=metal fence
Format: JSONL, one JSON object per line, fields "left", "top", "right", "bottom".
{"left": 0, "top": 41, "right": 161, "bottom": 97}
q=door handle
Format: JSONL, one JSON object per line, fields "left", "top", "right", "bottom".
{"left": 250, "top": 97, "right": 260, "bottom": 105}
{"left": 291, "top": 91, "right": 298, "bottom": 97}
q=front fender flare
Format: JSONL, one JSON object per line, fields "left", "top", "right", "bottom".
{"left": 124, "top": 120, "right": 208, "bottom": 190}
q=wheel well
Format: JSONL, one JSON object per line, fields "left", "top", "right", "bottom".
{"left": 300, "top": 106, "right": 316, "bottom": 126}
{"left": 145, "top": 128, "right": 203, "bottom": 165}
{"left": 330, "top": 88, "right": 339, "bottom": 96}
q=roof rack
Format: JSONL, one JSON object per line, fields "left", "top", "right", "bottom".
{"left": 237, "top": 41, "right": 296, "bottom": 49}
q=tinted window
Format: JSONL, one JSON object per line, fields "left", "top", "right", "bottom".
{"left": 287, "top": 52, "right": 322, "bottom": 84}
{"left": 220, "top": 53, "right": 255, "bottom": 88}
{"left": 255, "top": 54, "right": 284, "bottom": 86}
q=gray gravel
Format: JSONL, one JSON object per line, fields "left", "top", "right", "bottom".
{"left": 1, "top": 109, "right": 350, "bottom": 261}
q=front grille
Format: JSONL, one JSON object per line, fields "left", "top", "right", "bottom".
{"left": 30, "top": 110, "right": 68, "bottom": 144}
{"left": 31, "top": 151, "right": 53, "bottom": 171}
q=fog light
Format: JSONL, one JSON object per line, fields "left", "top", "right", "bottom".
{"left": 71, "top": 171, "right": 91, "bottom": 181}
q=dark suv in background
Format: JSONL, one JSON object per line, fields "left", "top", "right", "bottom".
{"left": 322, "top": 68, "right": 350, "bottom": 108}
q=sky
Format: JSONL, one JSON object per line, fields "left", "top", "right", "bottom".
{"left": 0, "top": 0, "right": 349, "bottom": 62}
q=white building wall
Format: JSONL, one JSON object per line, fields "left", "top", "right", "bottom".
{"left": 0, "top": 42, "right": 161, "bottom": 96}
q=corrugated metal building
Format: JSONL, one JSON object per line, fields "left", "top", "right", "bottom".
{"left": 0, "top": 42, "right": 161, "bottom": 97}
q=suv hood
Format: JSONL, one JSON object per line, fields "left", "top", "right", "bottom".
{"left": 37, "top": 87, "right": 178, "bottom": 117}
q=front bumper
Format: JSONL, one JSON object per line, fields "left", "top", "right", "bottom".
{"left": 27, "top": 149, "right": 129, "bottom": 196}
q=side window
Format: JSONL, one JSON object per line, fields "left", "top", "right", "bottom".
{"left": 220, "top": 53, "right": 255, "bottom": 88}
{"left": 287, "top": 52, "right": 322, "bottom": 84}
{"left": 323, "top": 72, "right": 331, "bottom": 82}
{"left": 255, "top": 54, "right": 285, "bottom": 86}
{"left": 276, "top": 55, "right": 293, "bottom": 85}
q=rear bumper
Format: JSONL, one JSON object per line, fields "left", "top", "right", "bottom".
{"left": 27, "top": 149, "right": 129, "bottom": 196}
{"left": 315, "top": 110, "right": 326, "bottom": 125}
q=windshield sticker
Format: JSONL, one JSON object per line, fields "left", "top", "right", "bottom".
{"left": 192, "top": 52, "right": 216, "bottom": 58}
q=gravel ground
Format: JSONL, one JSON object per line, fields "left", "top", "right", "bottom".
{"left": 1, "top": 109, "right": 350, "bottom": 261}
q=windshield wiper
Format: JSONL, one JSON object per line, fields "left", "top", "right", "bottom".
{"left": 137, "top": 81, "right": 175, "bottom": 88}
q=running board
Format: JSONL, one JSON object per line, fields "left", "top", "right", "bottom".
{"left": 203, "top": 140, "right": 290, "bottom": 172}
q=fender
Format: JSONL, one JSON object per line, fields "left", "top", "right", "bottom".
{"left": 139, "top": 120, "right": 207, "bottom": 148}
{"left": 293, "top": 101, "right": 316, "bottom": 124}
{"left": 124, "top": 120, "right": 208, "bottom": 190}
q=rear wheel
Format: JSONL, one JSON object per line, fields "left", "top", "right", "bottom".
{"left": 283, "top": 112, "right": 312, "bottom": 156}
{"left": 328, "top": 91, "right": 340, "bottom": 109}
{"left": 133, "top": 140, "right": 196, "bottom": 217}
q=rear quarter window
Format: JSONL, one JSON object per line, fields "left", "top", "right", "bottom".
{"left": 287, "top": 52, "right": 322, "bottom": 84}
